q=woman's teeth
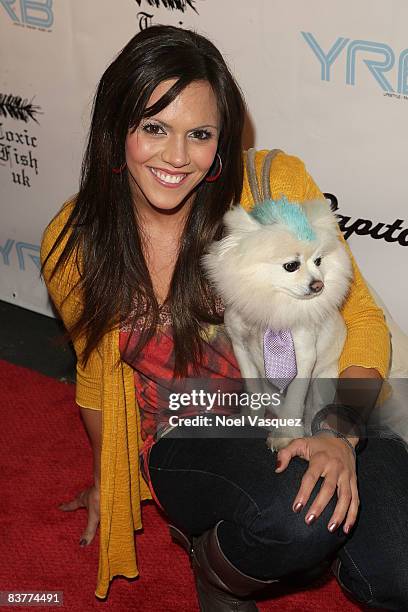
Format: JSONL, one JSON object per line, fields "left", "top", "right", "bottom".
{"left": 150, "top": 168, "right": 186, "bottom": 184}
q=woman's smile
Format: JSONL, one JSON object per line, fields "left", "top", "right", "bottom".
{"left": 148, "top": 166, "right": 189, "bottom": 188}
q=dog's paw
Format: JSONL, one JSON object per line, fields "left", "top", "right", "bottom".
{"left": 266, "top": 426, "right": 305, "bottom": 452}
{"left": 266, "top": 434, "right": 293, "bottom": 452}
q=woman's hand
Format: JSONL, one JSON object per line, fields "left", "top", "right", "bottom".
{"left": 58, "top": 484, "right": 100, "bottom": 546}
{"left": 62, "top": 407, "right": 102, "bottom": 547}
{"left": 275, "top": 435, "right": 359, "bottom": 534}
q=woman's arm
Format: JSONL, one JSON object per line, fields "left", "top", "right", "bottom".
{"left": 40, "top": 202, "right": 104, "bottom": 410}
{"left": 80, "top": 407, "right": 102, "bottom": 487}
{"left": 41, "top": 206, "right": 103, "bottom": 546}
{"left": 303, "top": 167, "right": 389, "bottom": 449}
{"left": 56, "top": 408, "right": 101, "bottom": 547}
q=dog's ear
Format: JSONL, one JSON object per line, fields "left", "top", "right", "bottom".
{"left": 201, "top": 205, "right": 260, "bottom": 271}
{"left": 223, "top": 203, "right": 261, "bottom": 234}
{"left": 302, "top": 199, "right": 339, "bottom": 235}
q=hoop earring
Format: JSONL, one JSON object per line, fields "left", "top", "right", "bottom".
{"left": 205, "top": 153, "right": 223, "bottom": 182}
{"left": 112, "top": 162, "right": 127, "bottom": 174}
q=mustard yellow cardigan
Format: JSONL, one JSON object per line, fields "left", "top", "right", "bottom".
{"left": 40, "top": 150, "right": 390, "bottom": 599}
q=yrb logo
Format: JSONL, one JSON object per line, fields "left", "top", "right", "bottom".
{"left": 302, "top": 32, "right": 408, "bottom": 94}
{"left": 0, "top": 240, "right": 40, "bottom": 270}
{"left": 0, "top": 0, "right": 53, "bottom": 29}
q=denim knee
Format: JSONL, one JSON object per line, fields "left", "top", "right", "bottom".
{"left": 248, "top": 480, "right": 347, "bottom": 574}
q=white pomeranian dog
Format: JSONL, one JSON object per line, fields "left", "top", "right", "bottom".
{"left": 201, "top": 149, "right": 408, "bottom": 451}
{"left": 202, "top": 194, "right": 353, "bottom": 450}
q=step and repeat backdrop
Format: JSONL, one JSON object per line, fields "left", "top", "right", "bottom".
{"left": 1, "top": 0, "right": 407, "bottom": 331}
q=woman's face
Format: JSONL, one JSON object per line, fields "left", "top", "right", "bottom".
{"left": 125, "top": 79, "right": 220, "bottom": 214}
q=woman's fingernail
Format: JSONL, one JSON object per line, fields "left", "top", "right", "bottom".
{"left": 328, "top": 522, "right": 338, "bottom": 532}
{"left": 344, "top": 524, "right": 353, "bottom": 534}
{"left": 276, "top": 460, "right": 282, "bottom": 469}
{"left": 79, "top": 539, "right": 87, "bottom": 547}
{"left": 306, "top": 514, "right": 316, "bottom": 525}
{"left": 293, "top": 502, "right": 303, "bottom": 513}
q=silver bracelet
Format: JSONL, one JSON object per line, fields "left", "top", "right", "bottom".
{"left": 312, "top": 427, "right": 357, "bottom": 459}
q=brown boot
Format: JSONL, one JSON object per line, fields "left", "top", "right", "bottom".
{"left": 169, "top": 522, "right": 278, "bottom": 611}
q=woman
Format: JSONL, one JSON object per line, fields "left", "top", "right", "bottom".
{"left": 40, "top": 25, "right": 408, "bottom": 610}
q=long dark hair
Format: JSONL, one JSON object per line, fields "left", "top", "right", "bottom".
{"left": 41, "top": 25, "right": 246, "bottom": 378}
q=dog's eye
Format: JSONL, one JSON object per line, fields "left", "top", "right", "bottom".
{"left": 283, "top": 261, "right": 300, "bottom": 272}
{"left": 314, "top": 257, "right": 322, "bottom": 267}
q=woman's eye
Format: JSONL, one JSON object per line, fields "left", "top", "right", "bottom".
{"left": 283, "top": 261, "right": 300, "bottom": 272}
{"left": 191, "top": 129, "right": 212, "bottom": 140}
{"left": 314, "top": 257, "right": 322, "bottom": 267}
{"left": 142, "top": 123, "right": 164, "bottom": 135}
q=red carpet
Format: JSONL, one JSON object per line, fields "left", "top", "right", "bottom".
{"left": 0, "top": 359, "right": 375, "bottom": 611}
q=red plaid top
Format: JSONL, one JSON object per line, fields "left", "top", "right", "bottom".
{"left": 119, "top": 297, "right": 243, "bottom": 450}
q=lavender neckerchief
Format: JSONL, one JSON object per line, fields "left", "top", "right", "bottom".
{"left": 263, "top": 328, "right": 297, "bottom": 392}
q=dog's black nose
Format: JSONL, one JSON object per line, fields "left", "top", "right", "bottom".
{"left": 309, "top": 280, "right": 324, "bottom": 293}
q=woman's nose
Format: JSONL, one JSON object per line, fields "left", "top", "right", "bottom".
{"left": 162, "top": 136, "right": 190, "bottom": 168}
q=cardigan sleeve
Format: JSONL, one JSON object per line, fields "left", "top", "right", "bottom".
{"left": 302, "top": 167, "right": 391, "bottom": 378}
{"left": 40, "top": 202, "right": 103, "bottom": 410}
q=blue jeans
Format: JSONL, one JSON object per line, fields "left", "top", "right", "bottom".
{"left": 147, "top": 425, "right": 408, "bottom": 609}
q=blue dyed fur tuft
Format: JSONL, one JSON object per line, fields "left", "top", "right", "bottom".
{"left": 249, "top": 195, "right": 316, "bottom": 241}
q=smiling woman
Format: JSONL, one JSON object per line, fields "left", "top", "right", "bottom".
{"left": 125, "top": 79, "right": 220, "bottom": 215}
{"left": 41, "top": 25, "right": 245, "bottom": 380}
{"left": 39, "top": 24, "right": 408, "bottom": 612}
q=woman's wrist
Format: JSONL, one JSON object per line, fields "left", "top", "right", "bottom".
{"left": 318, "top": 421, "right": 359, "bottom": 448}
{"left": 310, "top": 363, "right": 383, "bottom": 451}
{"left": 79, "top": 407, "right": 102, "bottom": 488}
{"left": 312, "top": 427, "right": 358, "bottom": 459}
{"left": 311, "top": 403, "right": 367, "bottom": 454}
{"left": 345, "top": 435, "right": 359, "bottom": 449}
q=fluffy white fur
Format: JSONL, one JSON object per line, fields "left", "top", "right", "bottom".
{"left": 203, "top": 200, "right": 352, "bottom": 330}
{"left": 202, "top": 199, "right": 408, "bottom": 451}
